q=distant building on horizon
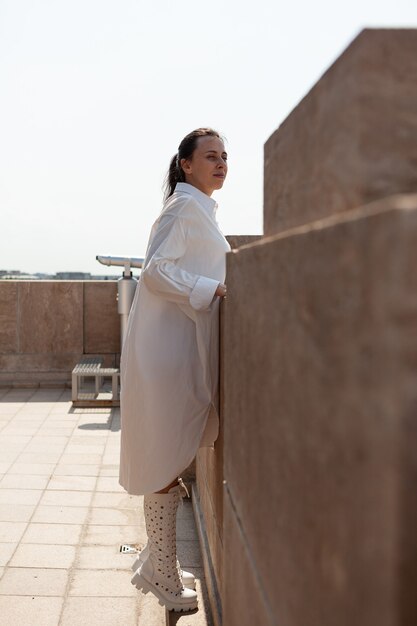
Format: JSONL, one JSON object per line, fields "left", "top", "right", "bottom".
{"left": 0, "top": 269, "right": 120, "bottom": 280}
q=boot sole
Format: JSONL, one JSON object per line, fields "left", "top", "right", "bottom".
{"left": 131, "top": 571, "right": 198, "bottom": 612}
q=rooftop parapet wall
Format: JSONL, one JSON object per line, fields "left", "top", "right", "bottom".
{"left": 264, "top": 28, "right": 417, "bottom": 236}
{"left": 218, "top": 28, "right": 417, "bottom": 626}
{"left": 223, "top": 194, "right": 417, "bottom": 626}
{"left": 195, "top": 234, "right": 262, "bottom": 626}
{"left": 0, "top": 281, "right": 120, "bottom": 386}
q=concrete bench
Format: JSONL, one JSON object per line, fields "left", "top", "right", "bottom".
{"left": 72, "top": 357, "right": 119, "bottom": 406}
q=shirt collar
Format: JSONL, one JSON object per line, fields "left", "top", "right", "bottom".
{"left": 174, "top": 182, "right": 218, "bottom": 217}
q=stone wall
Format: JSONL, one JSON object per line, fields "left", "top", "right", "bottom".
{"left": 0, "top": 281, "right": 120, "bottom": 386}
{"left": 192, "top": 27, "right": 417, "bottom": 626}
{"left": 264, "top": 28, "right": 417, "bottom": 235}
{"left": 194, "top": 235, "right": 261, "bottom": 626}
{"left": 222, "top": 195, "right": 417, "bottom": 626}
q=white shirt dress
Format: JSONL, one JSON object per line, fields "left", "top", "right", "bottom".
{"left": 119, "top": 182, "right": 231, "bottom": 495}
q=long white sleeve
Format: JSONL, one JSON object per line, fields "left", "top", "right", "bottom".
{"left": 141, "top": 213, "right": 219, "bottom": 311}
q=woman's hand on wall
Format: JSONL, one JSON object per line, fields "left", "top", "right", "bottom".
{"left": 215, "top": 283, "right": 227, "bottom": 298}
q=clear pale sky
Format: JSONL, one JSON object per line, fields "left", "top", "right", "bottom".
{"left": 1, "top": 0, "right": 416, "bottom": 275}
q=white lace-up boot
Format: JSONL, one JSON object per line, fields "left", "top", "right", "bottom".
{"left": 131, "top": 483, "right": 198, "bottom": 612}
{"left": 131, "top": 541, "right": 196, "bottom": 589}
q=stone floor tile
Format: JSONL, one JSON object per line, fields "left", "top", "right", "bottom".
{"left": 76, "top": 414, "right": 112, "bottom": 423}
{"left": 32, "top": 391, "right": 63, "bottom": 401}
{"left": 75, "top": 425, "right": 112, "bottom": 436}
{"left": 177, "top": 541, "right": 203, "bottom": 568}
{"left": 0, "top": 504, "right": 36, "bottom": 522}
{"left": 74, "top": 407, "right": 112, "bottom": 415}
{"left": 64, "top": 444, "right": 105, "bottom": 455}
{"left": 59, "top": 453, "right": 102, "bottom": 465}
{"left": 106, "top": 432, "right": 120, "bottom": 442}
{"left": 69, "top": 569, "right": 137, "bottom": 596}
{"left": 42, "top": 417, "right": 78, "bottom": 426}
{"left": 9, "top": 543, "right": 76, "bottom": 568}
{"left": 8, "top": 463, "right": 55, "bottom": 476}
{"left": 99, "top": 466, "right": 120, "bottom": 477}
{"left": 40, "top": 490, "right": 92, "bottom": 507}
{"left": 60, "top": 597, "right": 138, "bottom": 626}
{"left": 0, "top": 435, "right": 31, "bottom": 447}
{"left": 27, "top": 435, "right": 69, "bottom": 445}
{"left": 18, "top": 403, "right": 54, "bottom": 414}
{"left": 0, "top": 452, "right": 21, "bottom": 465}
{"left": 36, "top": 427, "right": 75, "bottom": 436}
{"left": 104, "top": 447, "right": 121, "bottom": 456}
{"left": 9, "top": 413, "right": 45, "bottom": 424}
{"left": 177, "top": 502, "right": 195, "bottom": 520}
{"left": 21, "top": 522, "right": 82, "bottom": 545}
{"left": 49, "top": 407, "right": 73, "bottom": 416}
{"left": 0, "top": 595, "right": 63, "bottom": 625}
{"left": 88, "top": 507, "right": 138, "bottom": 526}
{"left": 96, "top": 477, "right": 125, "bottom": 493}
{"left": 8, "top": 413, "right": 44, "bottom": 421}
{"left": 26, "top": 431, "right": 70, "bottom": 448}
{"left": 0, "top": 475, "right": 49, "bottom": 490}
{"left": 0, "top": 426, "right": 40, "bottom": 436}
{"left": 23, "top": 443, "right": 67, "bottom": 455}
{"left": 46, "top": 476, "right": 96, "bottom": 491}
{"left": 137, "top": 593, "right": 167, "bottom": 626}
{"left": 101, "top": 454, "right": 120, "bottom": 464}
{"left": 70, "top": 429, "right": 109, "bottom": 440}
{"left": 0, "top": 403, "right": 24, "bottom": 415}
{"left": 92, "top": 492, "right": 140, "bottom": 509}
{"left": 77, "top": 545, "right": 134, "bottom": 570}
{"left": 176, "top": 517, "right": 199, "bottom": 541}
{"left": 17, "top": 452, "right": 63, "bottom": 464}
{"left": 0, "top": 389, "right": 212, "bottom": 625}
{"left": 83, "top": 524, "right": 145, "bottom": 547}
{"left": 0, "top": 567, "right": 68, "bottom": 596}
{"left": 0, "top": 489, "right": 43, "bottom": 506}
{"left": 32, "top": 505, "right": 89, "bottom": 525}
{"left": 74, "top": 429, "right": 112, "bottom": 437}
{"left": 0, "top": 521, "right": 27, "bottom": 543}
{"left": 53, "top": 464, "right": 100, "bottom": 477}
{"left": 0, "top": 542, "right": 17, "bottom": 566}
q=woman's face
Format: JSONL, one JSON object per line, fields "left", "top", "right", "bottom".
{"left": 180, "top": 135, "right": 228, "bottom": 197}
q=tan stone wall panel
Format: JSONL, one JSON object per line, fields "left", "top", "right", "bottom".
{"left": 226, "top": 235, "right": 262, "bottom": 250}
{"left": 0, "top": 281, "right": 120, "bottom": 384}
{"left": 84, "top": 282, "right": 120, "bottom": 354}
{"left": 0, "top": 282, "right": 18, "bottom": 353}
{"left": 19, "top": 282, "right": 83, "bottom": 354}
{"left": 197, "top": 472, "right": 224, "bottom": 591}
{"left": 223, "top": 490, "right": 274, "bottom": 626}
{"left": 264, "top": 29, "right": 417, "bottom": 236}
{"left": 0, "top": 353, "right": 81, "bottom": 373}
{"left": 223, "top": 197, "right": 417, "bottom": 625}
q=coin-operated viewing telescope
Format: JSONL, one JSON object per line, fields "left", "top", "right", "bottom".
{"left": 96, "top": 255, "right": 144, "bottom": 348}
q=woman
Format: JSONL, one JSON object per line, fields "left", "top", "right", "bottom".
{"left": 119, "top": 128, "right": 230, "bottom": 612}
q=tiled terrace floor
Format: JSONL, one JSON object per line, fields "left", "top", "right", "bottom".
{"left": 0, "top": 387, "right": 212, "bottom": 626}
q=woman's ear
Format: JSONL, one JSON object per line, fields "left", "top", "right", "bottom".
{"left": 180, "top": 158, "right": 192, "bottom": 175}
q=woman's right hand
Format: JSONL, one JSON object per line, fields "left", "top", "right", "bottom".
{"left": 215, "top": 283, "right": 227, "bottom": 298}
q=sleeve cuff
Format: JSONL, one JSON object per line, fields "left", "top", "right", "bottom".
{"left": 189, "top": 276, "right": 220, "bottom": 311}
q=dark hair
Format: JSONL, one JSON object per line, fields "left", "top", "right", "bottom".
{"left": 163, "top": 127, "right": 222, "bottom": 201}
